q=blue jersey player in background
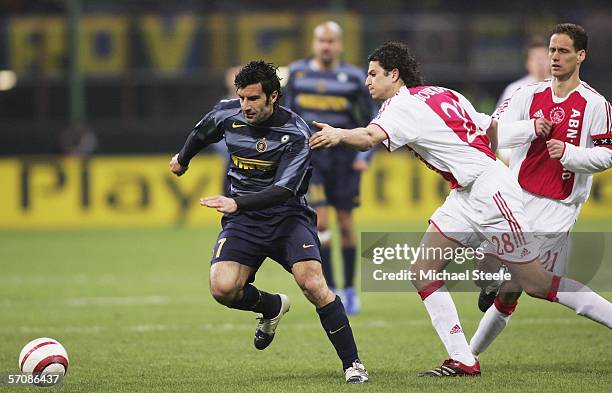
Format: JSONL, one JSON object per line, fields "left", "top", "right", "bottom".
{"left": 283, "top": 21, "right": 378, "bottom": 314}
{"left": 169, "top": 61, "right": 368, "bottom": 384}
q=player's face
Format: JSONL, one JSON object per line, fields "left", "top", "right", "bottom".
{"left": 366, "top": 61, "right": 397, "bottom": 101}
{"left": 549, "top": 33, "right": 585, "bottom": 81}
{"left": 526, "top": 47, "right": 550, "bottom": 81}
{"left": 237, "top": 83, "right": 278, "bottom": 124}
{"left": 312, "top": 28, "right": 342, "bottom": 67}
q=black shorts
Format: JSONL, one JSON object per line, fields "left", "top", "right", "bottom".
{"left": 211, "top": 211, "right": 321, "bottom": 276}
{"left": 309, "top": 148, "right": 361, "bottom": 211}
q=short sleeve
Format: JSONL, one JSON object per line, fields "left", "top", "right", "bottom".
{"left": 369, "top": 95, "right": 419, "bottom": 151}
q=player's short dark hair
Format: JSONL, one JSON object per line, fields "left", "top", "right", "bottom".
{"left": 552, "top": 23, "right": 588, "bottom": 52}
{"left": 367, "top": 41, "right": 423, "bottom": 88}
{"left": 234, "top": 60, "right": 283, "bottom": 106}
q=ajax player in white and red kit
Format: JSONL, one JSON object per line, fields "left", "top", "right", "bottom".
{"left": 309, "top": 41, "right": 612, "bottom": 377}
{"left": 470, "top": 24, "right": 612, "bottom": 357}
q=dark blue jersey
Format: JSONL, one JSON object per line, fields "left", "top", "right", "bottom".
{"left": 178, "top": 99, "right": 314, "bottom": 220}
{"left": 283, "top": 59, "right": 377, "bottom": 130}
{"left": 283, "top": 58, "right": 378, "bottom": 163}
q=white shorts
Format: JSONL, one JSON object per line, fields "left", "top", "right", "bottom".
{"left": 534, "top": 232, "right": 570, "bottom": 275}
{"left": 430, "top": 160, "right": 538, "bottom": 263}
{"left": 523, "top": 192, "right": 581, "bottom": 276}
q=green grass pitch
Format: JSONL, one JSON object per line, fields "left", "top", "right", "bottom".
{"left": 1, "top": 223, "right": 611, "bottom": 392}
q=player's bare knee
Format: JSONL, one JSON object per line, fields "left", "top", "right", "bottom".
{"left": 209, "top": 279, "right": 240, "bottom": 306}
{"left": 300, "top": 276, "right": 325, "bottom": 296}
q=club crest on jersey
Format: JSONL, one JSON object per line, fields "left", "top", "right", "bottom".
{"left": 549, "top": 106, "right": 566, "bottom": 124}
{"left": 255, "top": 138, "right": 268, "bottom": 152}
{"left": 337, "top": 72, "right": 348, "bottom": 83}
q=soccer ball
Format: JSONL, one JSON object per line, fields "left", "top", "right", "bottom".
{"left": 18, "top": 337, "right": 69, "bottom": 385}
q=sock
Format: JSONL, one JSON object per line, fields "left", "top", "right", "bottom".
{"left": 229, "top": 284, "right": 281, "bottom": 319}
{"left": 316, "top": 295, "right": 359, "bottom": 370}
{"left": 342, "top": 246, "right": 356, "bottom": 288}
{"left": 320, "top": 245, "right": 336, "bottom": 289}
{"left": 549, "top": 276, "right": 612, "bottom": 328}
{"left": 470, "top": 297, "right": 517, "bottom": 356}
{"left": 418, "top": 280, "right": 476, "bottom": 366}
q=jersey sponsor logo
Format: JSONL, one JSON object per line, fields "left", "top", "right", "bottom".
{"left": 296, "top": 94, "right": 348, "bottom": 111}
{"left": 533, "top": 109, "right": 544, "bottom": 118}
{"left": 231, "top": 154, "right": 276, "bottom": 171}
{"left": 231, "top": 121, "right": 247, "bottom": 128}
{"left": 549, "top": 106, "right": 566, "bottom": 124}
{"left": 255, "top": 138, "right": 268, "bottom": 152}
{"left": 565, "top": 108, "right": 582, "bottom": 145}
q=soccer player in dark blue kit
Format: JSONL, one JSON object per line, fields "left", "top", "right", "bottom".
{"left": 169, "top": 61, "right": 368, "bottom": 384}
{"left": 284, "top": 21, "right": 378, "bottom": 314}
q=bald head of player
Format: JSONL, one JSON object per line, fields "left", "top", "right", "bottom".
{"left": 365, "top": 41, "right": 423, "bottom": 102}
{"left": 312, "top": 21, "right": 343, "bottom": 70}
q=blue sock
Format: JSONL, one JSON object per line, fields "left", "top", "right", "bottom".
{"left": 316, "top": 296, "right": 359, "bottom": 370}
{"left": 320, "top": 245, "right": 336, "bottom": 289}
{"left": 342, "top": 246, "right": 356, "bottom": 288}
{"left": 229, "top": 284, "right": 280, "bottom": 318}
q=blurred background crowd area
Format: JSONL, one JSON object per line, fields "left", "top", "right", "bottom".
{"left": 0, "top": 0, "right": 610, "bottom": 155}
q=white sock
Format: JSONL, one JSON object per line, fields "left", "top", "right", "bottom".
{"left": 555, "top": 277, "right": 612, "bottom": 328}
{"left": 470, "top": 304, "right": 512, "bottom": 356}
{"left": 422, "top": 286, "right": 476, "bottom": 366}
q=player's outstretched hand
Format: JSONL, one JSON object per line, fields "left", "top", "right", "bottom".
{"left": 170, "top": 154, "right": 188, "bottom": 176}
{"left": 535, "top": 118, "right": 553, "bottom": 138}
{"left": 309, "top": 121, "right": 343, "bottom": 150}
{"left": 200, "top": 195, "right": 238, "bottom": 214}
{"left": 546, "top": 139, "right": 565, "bottom": 160}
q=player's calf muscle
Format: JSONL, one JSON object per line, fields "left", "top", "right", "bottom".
{"left": 507, "top": 262, "right": 553, "bottom": 299}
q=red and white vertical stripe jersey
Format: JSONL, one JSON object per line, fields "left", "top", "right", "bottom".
{"left": 371, "top": 86, "right": 496, "bottom": 189}
{"left": 495, "top": 80, "right": 612, "bottom": 204}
